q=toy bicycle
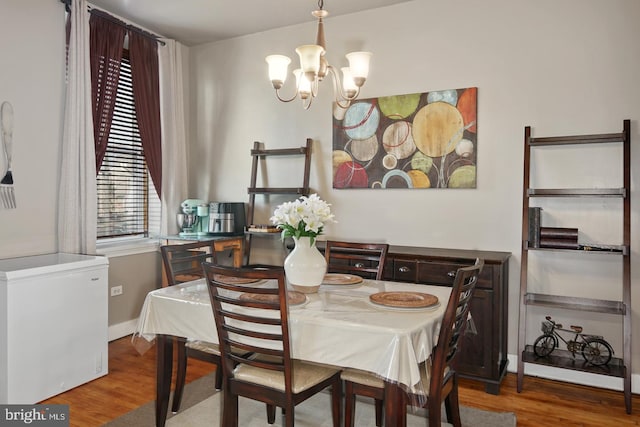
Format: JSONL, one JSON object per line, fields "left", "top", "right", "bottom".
{"left": 533, "top": 316, "right": 613, "bottom": 366}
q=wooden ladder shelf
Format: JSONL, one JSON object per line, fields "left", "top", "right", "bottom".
{"left": 244, "top": 139, "right": 313, "bottom": 264}
{"left": 516, "top": 120, "right": 631, "bottom": 414}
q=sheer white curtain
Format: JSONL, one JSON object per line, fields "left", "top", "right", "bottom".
{"left": 158, "top": 39, "right": 188, "bottom": 235}
{"left": 58, "top": 0, "right": 97, "bottom": 254}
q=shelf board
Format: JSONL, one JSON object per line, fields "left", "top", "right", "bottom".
{"left": 244, "top": 232, "right": 283, "bottom": 239}
{"left": 528, "top": 188, "right": 626, "bottom": 197}
{"left": 247, "top": 187, "right": 309, "bottom": 195}
{"left": 250, "top": 147, "right": 307, "bottom": 156}
{"left": 244, "top": 228, "right": 281, "bottom": 236}
{"left": 522, "top": 345, "right": 625, "bottom": 378}
{"left": 524, "top": 293, "right": 626, "bottom": 315}
{"left": 523, "top": 241, "right": 628, "bottom": 255}
{"left": 529, "top": 132, "right": 625, "bottom": 146}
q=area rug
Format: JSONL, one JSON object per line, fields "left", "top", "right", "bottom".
{"left": 104, "top": 373, "right": 516, "bottom": 426}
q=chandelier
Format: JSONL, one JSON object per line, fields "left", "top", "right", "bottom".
{"left": 265, "top": 0, "right": 372, "bottom": 110}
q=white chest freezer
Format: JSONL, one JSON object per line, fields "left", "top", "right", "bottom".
{"left": 0, "top": 253, "right": 109, "bottom": 404}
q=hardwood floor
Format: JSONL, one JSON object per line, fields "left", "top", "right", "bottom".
{"left": 42, "top": 336, "right": 639, "bottom": 426}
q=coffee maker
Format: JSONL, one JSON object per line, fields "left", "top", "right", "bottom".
{"left": 208, "top": 202, "right": 246, "bottom": 236}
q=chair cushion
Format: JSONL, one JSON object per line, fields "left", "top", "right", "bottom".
{"left": 340, "top": 368, "right": 385, "bottom": 388}
{"left": 341, "top": 359, "right": 446, "bottom": 397}
{"left": 234, "top": 360, "right": 340, "bottom": 393}
{"left": 185, "top": 340, "right": 220, "bottom": 355}
{"left": 186, "top": 340, "right": 247, "bottom": 356}
{"left": 175, "top": 273, "right": 202, "bottom": 283}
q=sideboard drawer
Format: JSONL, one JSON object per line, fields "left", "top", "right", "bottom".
{"left": 416, "top": 261, "right": 493, "bottom": 290}
{"left": 416, "top": 261, "right": 460, "bottom": 285}
{"left": 389, "top": 260, "right": 417, "bottom": 282}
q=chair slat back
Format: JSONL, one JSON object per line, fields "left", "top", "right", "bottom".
{"left": 429, "top": 258, "right": 483, "bottom": 395}
{"left": 161, "top": 240, "right": 218, "bottom": 286}
{"left": 324, "top": 241, "right": 389, "bottom": 280}
{"left": 202, "top": 264, "right": 293, "bottom": 388}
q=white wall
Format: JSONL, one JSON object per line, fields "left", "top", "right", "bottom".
{"left": 0, "top": 0, "right": 65, "bottom": 258}
{"left": 188, "top": 0, "right": 640, "bottom": 378}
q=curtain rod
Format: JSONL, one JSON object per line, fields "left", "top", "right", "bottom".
{"left": 60, "top": 0, "right": 166, "bottom": 46}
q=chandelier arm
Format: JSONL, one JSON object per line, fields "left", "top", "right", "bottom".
{"left": 274, "top": 87, "right": 300, "bottom": 103}
{"left": 327, "top": 65, "right": 361, "bottom": 103}
{"left": 303, "top": 96, "right": 313, "bottom": 110}
{"left": 333, "top": 97, "right": 352, "bottom": 110}
{"left": 310, "top": 77, "right": 320, "bottom": 98}
{"left": 330, "top": 66, "right": 352, "bottom": 109}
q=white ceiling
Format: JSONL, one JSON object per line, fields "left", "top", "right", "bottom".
{"left": 88, "top": 0, "right": 413, "bottom": 46}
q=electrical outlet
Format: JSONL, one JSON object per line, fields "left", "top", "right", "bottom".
{"left": 95, "top": 353, "right": 103, "bottom": 374}
{"left": 110, "top": 285, "right": 123, "bottom": 297}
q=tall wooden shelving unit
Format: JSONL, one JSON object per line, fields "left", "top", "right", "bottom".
{"left": 244, "top": 139, "right": 312, "bottom": 264}
{"left": 516, "top": 120, "right": 631, "bottom": 414}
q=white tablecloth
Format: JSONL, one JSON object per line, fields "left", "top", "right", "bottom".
{"left": 134, "top": 278, "right": 451, "bottom": 394}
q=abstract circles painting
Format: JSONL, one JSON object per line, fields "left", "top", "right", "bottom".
{"left": 332, "top": 87, "right": 477, "bottom": 189}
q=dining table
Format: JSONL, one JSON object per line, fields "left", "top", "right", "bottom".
{"left": 133, "top": 275, "right": 452, "bottom": 427}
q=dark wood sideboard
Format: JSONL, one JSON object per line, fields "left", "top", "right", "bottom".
{"left": 382, "top": 246, "right": 511, "bottom": 394}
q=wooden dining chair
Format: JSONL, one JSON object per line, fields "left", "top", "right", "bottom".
{"left": 324, "top": 240, "right": 389, "bottom": 280}
{"left": 341, "top": 258, "right": 484, "bottom": 427}
{"left": 202, "top": 263, "right": 342, "bottom": 427}
{"left": 160, "top": 240, "right": 224, "bottom": 413}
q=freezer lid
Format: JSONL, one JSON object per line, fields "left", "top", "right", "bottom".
{"left": 0, "top": 253, "right": 109, "bottom": 281}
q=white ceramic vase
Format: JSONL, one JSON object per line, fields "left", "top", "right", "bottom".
{"left": 284, "top": 236, "right": 327, "bottom": 293}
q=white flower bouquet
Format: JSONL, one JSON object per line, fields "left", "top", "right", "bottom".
{"left": 270, "top": 194, "right": 336, "bottom": 245}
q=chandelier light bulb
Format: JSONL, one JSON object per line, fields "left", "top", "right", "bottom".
{"left": 294, "top": 69, "right": 312, "bottom": 99}
{"left": 265, "top": 55, "right": 291, "bottom": 89}
{"left": 340, "top": 67, "right": 357, "bottom": 98}
{"left": 345, "top": 51, "right": 372, "bottom": 86}
{"left": 295, "top": 44, "right": 325, "bottom": 79}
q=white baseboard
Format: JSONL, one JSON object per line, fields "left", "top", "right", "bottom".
{"left": 108, "top": 318, "right": 139, "bottom": 342}
{"left": 507, "top": 353, "right": 639, "bottom": 393}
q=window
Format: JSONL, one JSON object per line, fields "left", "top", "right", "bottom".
{"left": 96, "top": 53, "right": 160, "bottom": 239}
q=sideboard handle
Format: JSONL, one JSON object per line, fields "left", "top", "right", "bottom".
{"left": 354, "top": 262, "right": 365, "bottom": 268}
{"left": 399, "top": 266, "right": 410, "bottom": 273}
{"left": 447, "top": 270, "right": 456, "bottom": 278}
